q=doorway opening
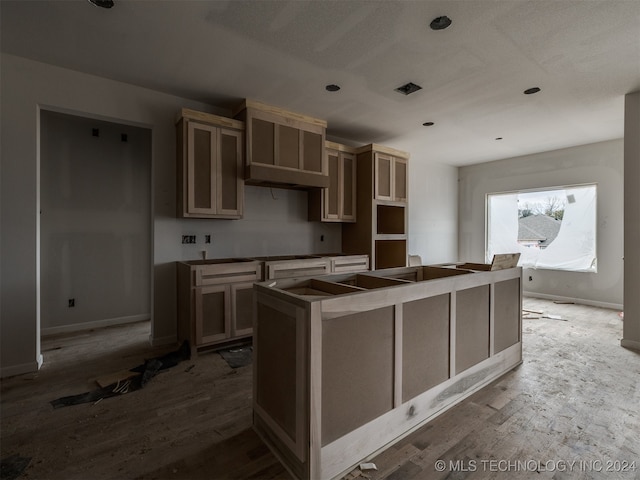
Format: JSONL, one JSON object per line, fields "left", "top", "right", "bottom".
{"left": 39, "top": 110, "right": 152, "bottom": 355}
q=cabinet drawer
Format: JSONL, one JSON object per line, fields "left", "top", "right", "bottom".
{"left": 330, "top": 255, "right": 370, "bottom": 273}
{"left": 265, "top": 259, "right": 330, "bottom": 280}
{"left": 194, "top": 261, "right": 261, "bottom": 286}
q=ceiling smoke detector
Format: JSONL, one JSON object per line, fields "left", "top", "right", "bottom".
{"left": 88, "top": 0, "right": 114, "bottom": 8}
{"left": 430, "top": 16, "right": 452, "bottom": 30}
{"left": 395, "top": 82, "right": 422, "bottom": 96}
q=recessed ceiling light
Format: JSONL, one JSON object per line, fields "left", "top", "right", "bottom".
{"left": 325, "top": 84, "right": 340, "bottom": 92}
{"left": 430, "top": 16, "right": 452, "bottom": 30}
{"left": 495, "top": 137, "right": 503, "bottom": 140}
{"left": 395, "top": 82, "right": 422, "bottom": 95}
{"left": 524, "top": 87, "right": 541, "bottom": 95}
{"left": 422, "top": 122, "right": 435, "bottom": 127}
{"left": 88, "top": 0, "right": 114, "bottom": 7}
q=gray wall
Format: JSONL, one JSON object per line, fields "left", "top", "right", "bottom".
{"left": 623, "top": 92, "right": 640, "bottom": 350}
{"left": 459, "top": 139, "right": 624, "bottom": 308}
{"left": 0, "top": 53, "right": 459, "bottom": 376}
{"left": 40, "top": 111, "right": 152, "bottom": 333}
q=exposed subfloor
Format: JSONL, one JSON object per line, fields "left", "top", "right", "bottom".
{"left": 1, "top": 298, "right": 638, "bottom": 480}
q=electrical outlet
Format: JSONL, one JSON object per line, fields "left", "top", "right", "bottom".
{"left": 68, "top": 298, "right": 75, "bottom": 308}
{"left": 529, "top": 276, "right": 533, "bottom": 281}
{"left": 182, "top": 235, "right": 197, "bottom": 244}
{"left": 205, "top": 235, "right": 211, "bottom": 244}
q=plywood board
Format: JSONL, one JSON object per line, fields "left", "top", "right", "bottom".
{"left": 455, "top": 285, "right": 490, "bottom": 374}
{"left": 402, "top": 294, "right": 450, "bottom": 402}
{"left": 494, "top": 278, "right": 521, "bottom": 353}
{"left": 321, "top": 306, "right": 394, "bottom": 446}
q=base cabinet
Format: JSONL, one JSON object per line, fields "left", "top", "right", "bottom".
{"left": 177, "top": 260, "right": 261, "bottom": 351}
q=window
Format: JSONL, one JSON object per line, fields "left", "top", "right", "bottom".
{"left": 486, "top": 185, "right": 597, "bottom": 272}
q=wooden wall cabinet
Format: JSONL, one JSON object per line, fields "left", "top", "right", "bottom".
{"left": 375, "top": 152, "right": 408, "bottom": 203}
{"left": 233, "top": 100, "right": 329, "bottom": 188}
{"left": 177, "top": 259, "right": 262, "bottom": 351}
{"left": 177, "top": 109, "right": 244, "bottom": 219}
{"left": 342, "top": 144, "right": 409, "bottom": 270}
{"left": 308, "top": 142, "right": 356, "bottom": 222}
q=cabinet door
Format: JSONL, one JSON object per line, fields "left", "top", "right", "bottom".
{"left": 341, "top": 152, "right": 356, "bottom": 222}
{"left": 217, "top": 128, "right": 243, "bottom": 216}
{"left": 195, "top": 285, "right": 230, "bottom": 345}
{"left": 231, "top": 282, "right": 255, "bottom": 337}
{"left": 374, "top": 153, "right": 393, "bottom": 201}
{"left": 393, "top": 157, "right": 408, "bottom": 203}
{"left": 187, "top": 122, "right": 216, "bottom": 215}
{"left": 324, "top": 150, "right": 340, "bottom": 220}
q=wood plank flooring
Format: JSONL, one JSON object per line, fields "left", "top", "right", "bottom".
{"left": 1, "top": 298, "right": 638, "bottom": 480}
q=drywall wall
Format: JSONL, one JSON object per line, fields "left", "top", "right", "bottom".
{"left": 408, "top": 159, "right": 458, "bottom": 264}
{"left": 623, "top": 91, "right": 640, "bottom": 350}
{"left": 0, "top": 53, "right": 339, "bottom": 376}
{"left": 459, "top": 139, "right": 624, "bottom": 308}
{"left": 40, "top": 111, "right": 151, "bottom": 333}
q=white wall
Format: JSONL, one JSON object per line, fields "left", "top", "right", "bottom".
{"left": 623, "top": 92, "right": 640, "bottom": 350}
{"left": 408, "top": 159, "right": 458, "bottom": 264}
{"left": 459, "top": 139, "right": 624, "bottom": 308}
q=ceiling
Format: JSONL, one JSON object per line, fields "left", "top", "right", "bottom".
{"left": 2, "top": 0, "right": 639, "bottom": 166}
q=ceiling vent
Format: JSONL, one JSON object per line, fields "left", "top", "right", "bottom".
{"left": 395, "top": 82, "right": 422, "bottom": 96}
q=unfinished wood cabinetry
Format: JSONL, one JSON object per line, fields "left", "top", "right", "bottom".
{"left": 177, "top": 259, "right": 261, "bottom": 351}
{"left": 374, "top": 152, "right": 407, "bottom": 203}
{"left": 233, "top": 100, "right": 329, "bottom": 188}
{"left": 342, "top": 144, "right": 409, "bottom": 270}
{"left": 308, "top": 142, "right": 356, "bottom": 222}
{"left": 177, "top": 109, "right": 244, "bottom": 219}
{"left": 253, "top": 264, "right": 522, "bottom": 480}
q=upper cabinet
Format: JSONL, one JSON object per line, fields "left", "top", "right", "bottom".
{"left": 177, "top": 109, "right": 244, "bottom": 219}
{"left": 373, "top": 150, "right": 408, "bottom": 203}
{"left": 309, "top": 141, "right": 357, "bottom": 223}
{"left": 233, "top": 100, "right": 329, "bottom": 188}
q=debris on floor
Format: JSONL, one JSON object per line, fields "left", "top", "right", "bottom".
{"left": 219, "top": 346, "right": 252, "bottom": 369}
{"left": 542, "top": 313, "right": 567, "bottom": 321}
{"left": 0, "top": 454, "right": 31, "bottom": 480}
{"left": 49, "top": 341, "right": 190, "bottom": 408}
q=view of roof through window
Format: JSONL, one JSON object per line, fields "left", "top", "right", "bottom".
{"left": 487, "top": 185, "right": 597, "bottom": 272}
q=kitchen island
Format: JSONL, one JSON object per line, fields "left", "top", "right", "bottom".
{"left": 252, "top": 264, "right": 522, "bottom": 480}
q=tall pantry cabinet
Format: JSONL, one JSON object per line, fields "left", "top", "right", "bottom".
{"left": 342, "top": 144, "right": 409, "bottom": 269}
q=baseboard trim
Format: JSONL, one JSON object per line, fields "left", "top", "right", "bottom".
{"left": 523, "top": 292, "right": 623, "bottom": 311}
{"left": 41, "top": 314, "right": 149, "bottom": 337}
{"left": 621, "top": 338, "right": 640, "bottom": 352}
{"left": 150, "top": 334, "right": 177, "bottom": 347}
{"left": 1, "top": 359, "right": 41, "bottom": 379}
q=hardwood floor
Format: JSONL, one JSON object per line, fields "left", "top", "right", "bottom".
{"left": 1, "top": 298, "right": 638, "bottom": 480}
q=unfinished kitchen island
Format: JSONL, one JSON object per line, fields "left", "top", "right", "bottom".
{"left": 253, "top": 264, "right": 522, "bottom": 480}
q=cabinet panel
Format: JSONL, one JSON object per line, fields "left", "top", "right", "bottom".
{"left": 325, "top": 152, "right": 340, "bottom": 219}
{"left": 375, "top": 154, "right": 392, "bottom": 200}
{"left": 188, "top": 123, "right": 216, "bottom": 213}
{"left": 232, "top": 282, "right": 255, "bottom": 337}
{"left": 218, "top": 129, "right": 243, "bottom": 215}
{"left": 394, "top": 158, "right": 407, "bottom": 202}
{"left": 252, "top": 118, "right": 275, "bottom": 166}
{"left": 278, "top": 125, "right": 300, "bottom": 169}
{"left": 342, "top": 154, "right": 356, "bottom": 220}
{"left": 303, "top": 131, "right": 323, "bottom": 173}
{"left": 196, "top": 285, "right": 230, "bottom": 344}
